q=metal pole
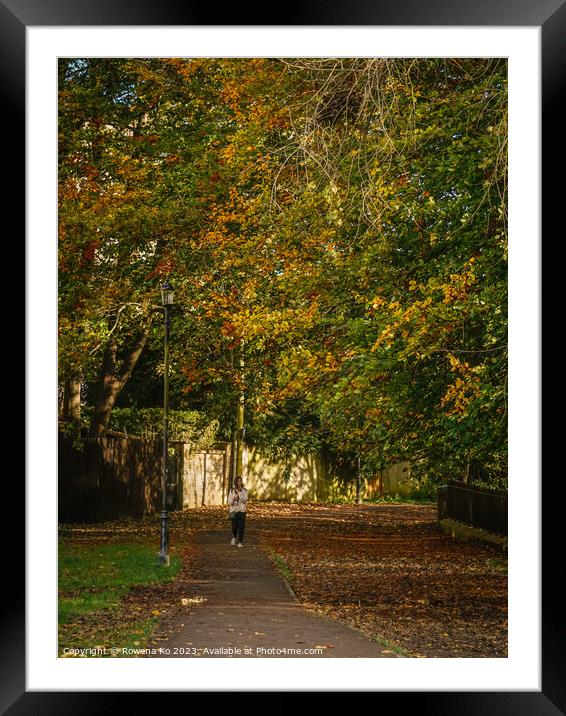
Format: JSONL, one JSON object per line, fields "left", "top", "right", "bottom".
{"left": 158, "top": 304, "right": 170, "bottom": 566}
{"left": 236, "top": 353, "right": 245, "bottom": 476}
{"left": 202, "top": 451, "right": 207, "bottom": 507}
{"left": 231, "top": 427, "right": 238, "bottom": 490}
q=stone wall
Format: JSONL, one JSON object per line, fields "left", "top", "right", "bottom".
{"left": 243, "top": 448, "right": 324, "bottom": 502}
{"left": 174, "top": 442, "right": 412, "bottom": 507}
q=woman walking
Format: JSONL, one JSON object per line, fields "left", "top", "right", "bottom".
{"left": 228, "top": 476, "right": 248, "bottom": 547}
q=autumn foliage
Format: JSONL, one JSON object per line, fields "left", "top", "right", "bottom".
{"left": 59, "top": 58, "right": 507, "bottom": 488}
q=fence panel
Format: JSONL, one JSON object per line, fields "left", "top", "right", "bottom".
{"left": 440, "top": 481, "right": 507, "bottom": 535}
{"left": 58, "top": 434, "right": 162, "bottom": 522}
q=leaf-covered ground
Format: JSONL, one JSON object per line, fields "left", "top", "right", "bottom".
{"left": 253, "top": 502, "right": 507, "bottom": 658}
{"left": 58, "top": 538, "right": 198, "bottom": 656}
{"left": 59, "top": 501, "right": 507, "bottom": 658}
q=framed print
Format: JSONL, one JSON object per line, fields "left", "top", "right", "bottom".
{"left": 12, "top": 0, "right": 556, "bottom": 709}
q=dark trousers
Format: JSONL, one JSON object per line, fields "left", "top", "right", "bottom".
{"left": 231, "top": 511, "right": 246, "bottom": 543}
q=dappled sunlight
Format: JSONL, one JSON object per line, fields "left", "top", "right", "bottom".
{"left": 59, "top": 501, "right": 506, "bottom": 657}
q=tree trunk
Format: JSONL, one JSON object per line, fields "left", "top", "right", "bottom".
{"left": 61, "top": 374, "right": 82, "bottom": 437}
{"left": 89, "top": 328, "right": 151, "bottom": 437}
{"left": 90, "top": 379, "right": 120, "bottom": 437}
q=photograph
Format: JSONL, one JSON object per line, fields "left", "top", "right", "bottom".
{"left": 56, "top": 55, "right": 509, "bottom": 662}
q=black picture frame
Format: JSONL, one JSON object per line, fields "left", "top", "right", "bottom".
{"left": 11, "top": 0, "right": 556, "bottom": 710}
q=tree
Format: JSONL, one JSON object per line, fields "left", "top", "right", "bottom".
{"left": 58, "top": 57, "right": 508, "bottom": 489}
{"left": 58, "top": 58, "right": 223, "bottom": 434}
{"left": 260, "top": 58, "right": 508, "bottom": 486}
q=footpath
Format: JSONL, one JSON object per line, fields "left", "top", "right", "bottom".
{"left": 146, "top": 529, "right": 401, "bottom": 658}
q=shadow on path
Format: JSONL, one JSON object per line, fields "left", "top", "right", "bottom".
{"left": 147, "top": 529, "right": 401, "bottom": 658}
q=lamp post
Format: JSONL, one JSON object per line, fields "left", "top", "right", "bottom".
{"left": 158, "top": 280, "right": 174, "bottom": 566}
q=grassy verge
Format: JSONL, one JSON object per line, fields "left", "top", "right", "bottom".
{"left": 362, "top": 494, "right": 437, "bottom": 504}
{"left": 319, "top": 495, "right": 436, "bottom": 505}
{"left": 269, "top": 551, "right": 294, "bottom": 585}
{"left": 370, "top": 634, "right": 412, "bottom": 658}
{"left": 59, "top": 542, "right": 181, "bottom": 656}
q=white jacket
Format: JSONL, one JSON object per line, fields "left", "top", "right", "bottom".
{"left": 228, "top": 487, "right": 248, "bottom": 514}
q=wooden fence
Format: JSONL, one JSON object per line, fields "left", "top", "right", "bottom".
{"left": 58, "top": 434, "right": 163, "bottom": 522}
{"left": 60, "top": 432, "right": 426, "bottom": 523}
{"left": 437, "top": 480, "right": 508, "bottom": 535}
{"left": 172, "top": 442, "right": 229, "bottom": 509}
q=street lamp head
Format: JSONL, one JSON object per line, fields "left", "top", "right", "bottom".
{"left": 161, "top": 281, "right": 174, "bottom": 306}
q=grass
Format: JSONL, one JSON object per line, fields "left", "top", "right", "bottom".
{"left": 486, "top": 556, "right": 508, "bottom": 574}
{"left": 58, "top": 542, "right": 181, "bottom": 655}
{"left": 59, "top": 542, "right": 180, "bottom": 592}
{"left": 60, "top": 617, "right": 160, "bottom": 657}
{"left": 319, "top": 493, "right": 437, "bottom": 505}
{"left": 363, "top": 493, "right": 437, "bottom": 504}
{"left": 59, "top": 588, "right": 127, "bottom": 624}
{"left": 269, "top": 551, "right": 294, "bottom": 584}
{"left": 370, "top": 634, "right": 412, "bottom": 658}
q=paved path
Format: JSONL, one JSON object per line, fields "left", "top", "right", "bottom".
{"left": 147, "top": 529, "right": 401, "bottom": 658}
